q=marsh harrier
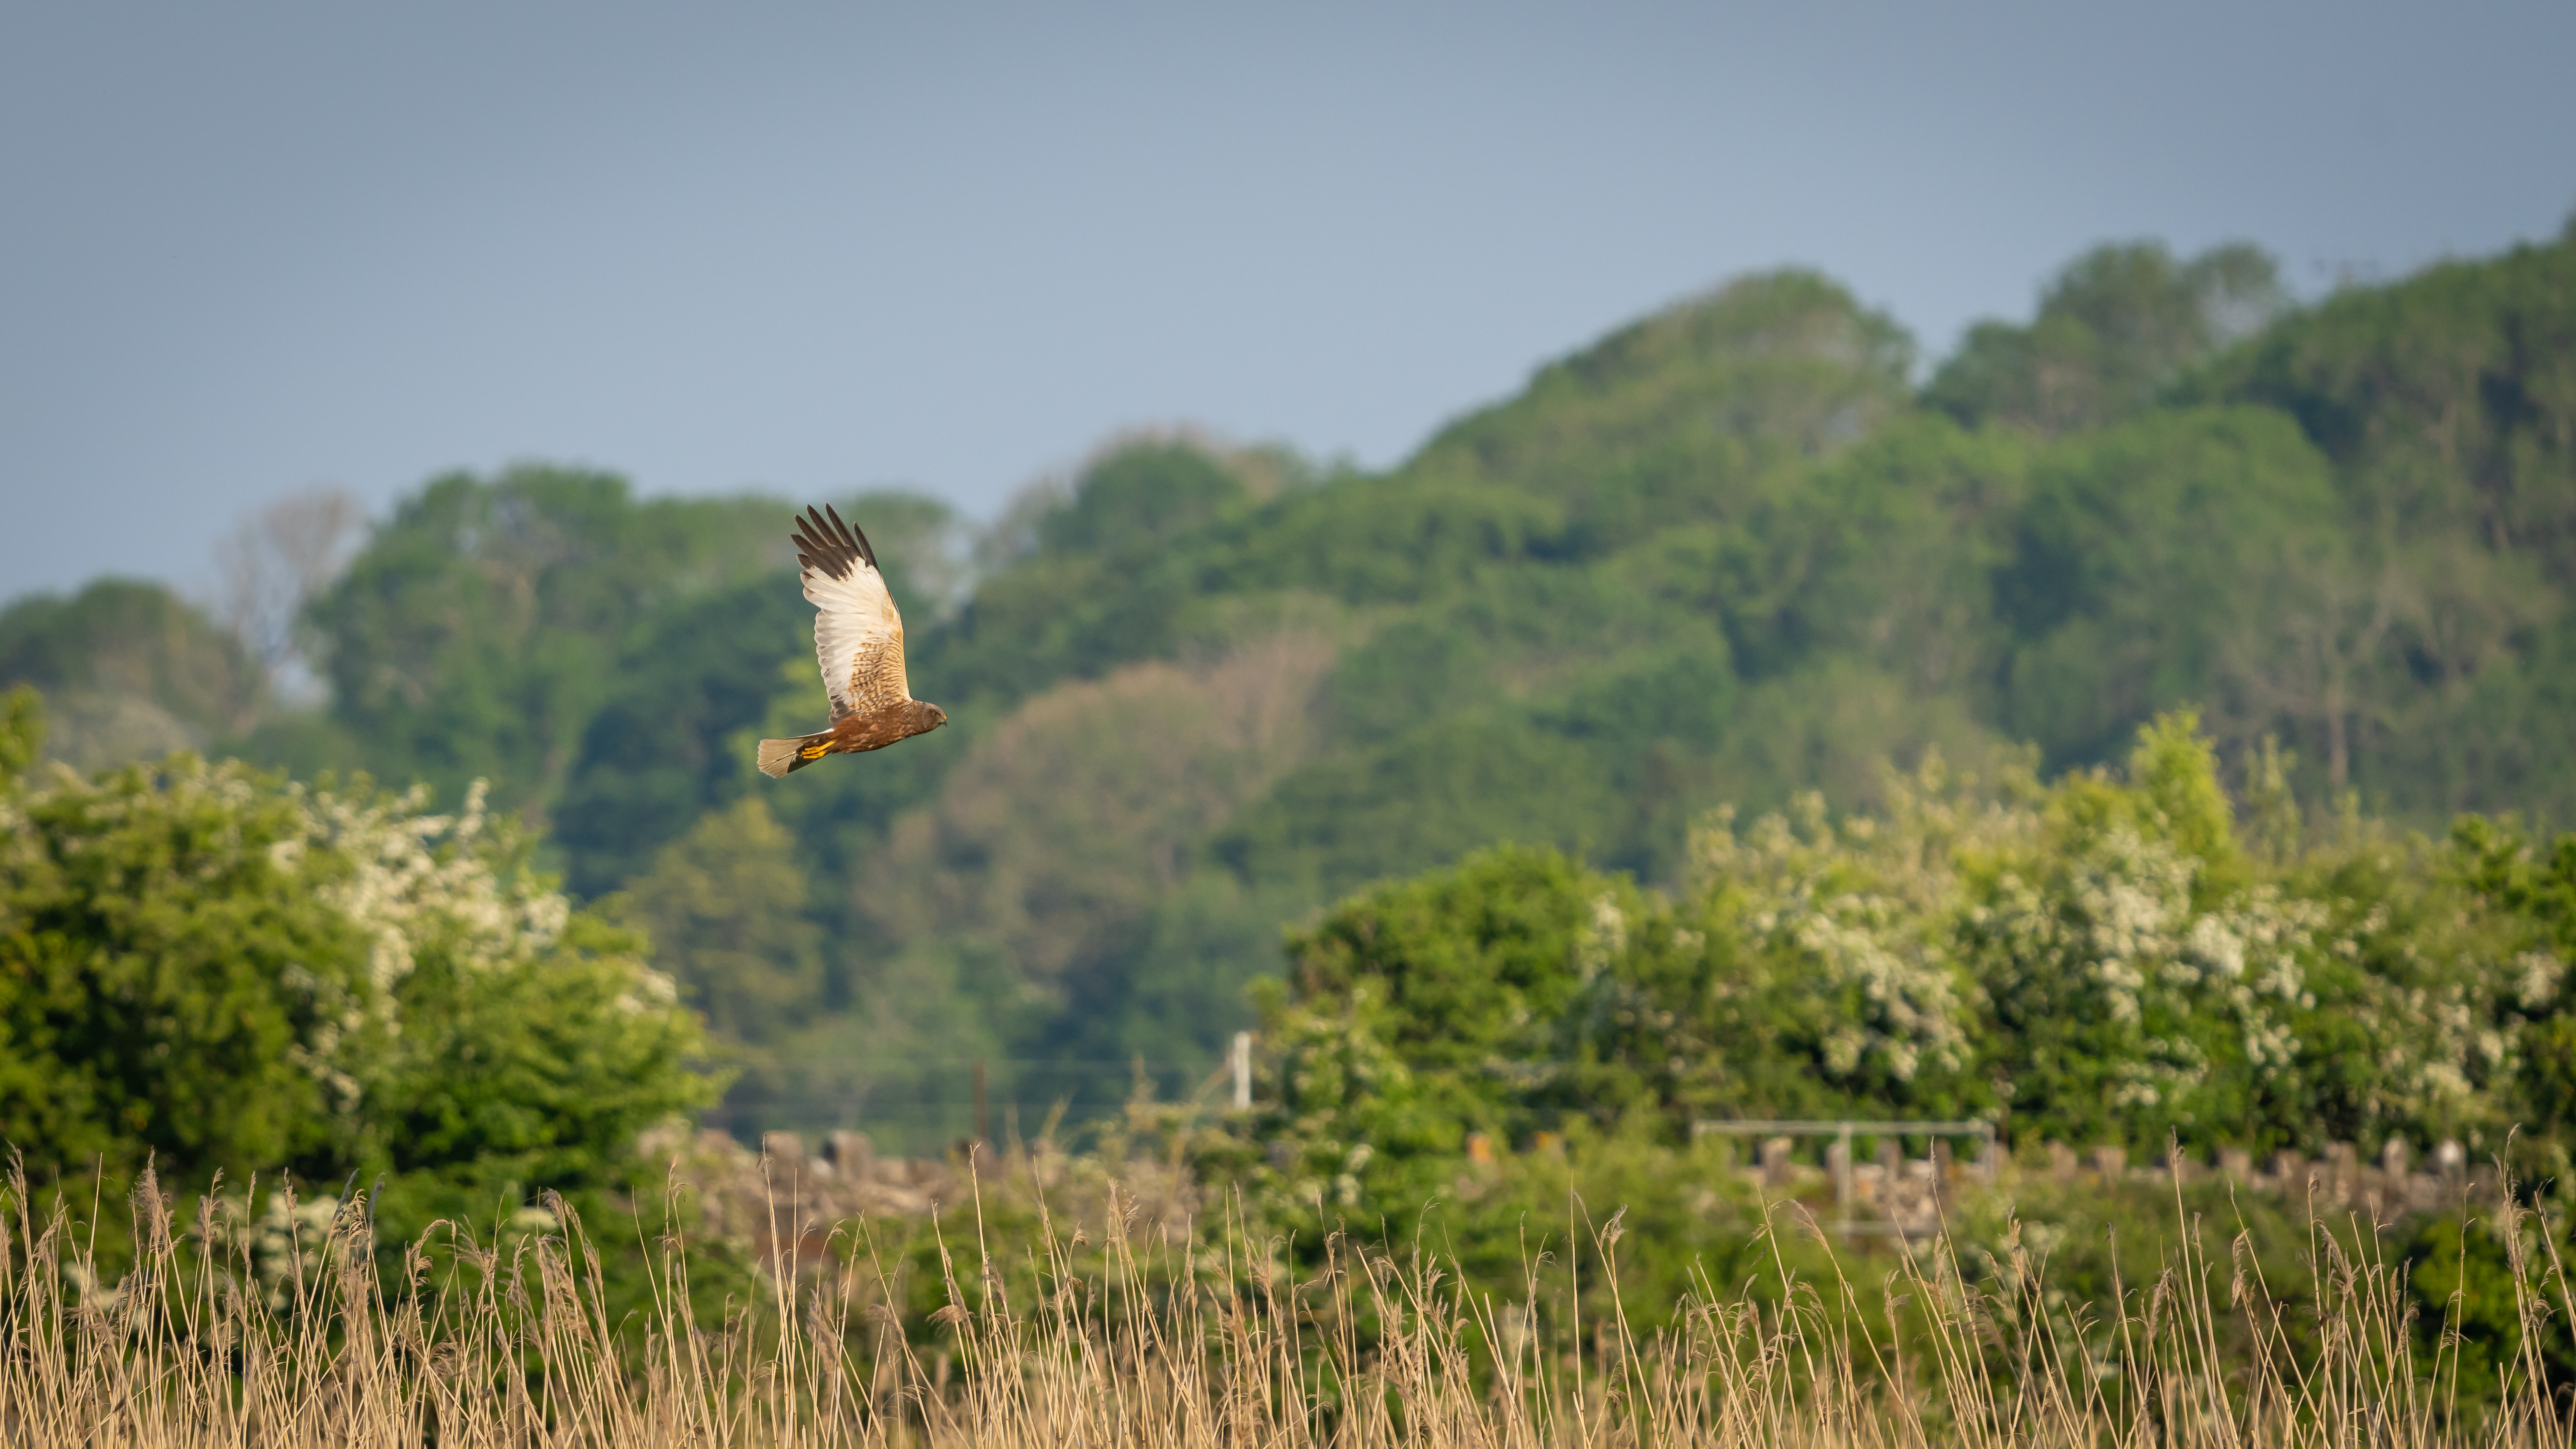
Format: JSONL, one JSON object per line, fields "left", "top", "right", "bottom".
{"left": 756, "top": 505, "right": 947, "bottom": 777}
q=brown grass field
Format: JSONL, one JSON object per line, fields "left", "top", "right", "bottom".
{"left": 5, "top": 1157, "right": 2574, "bottom": 1448}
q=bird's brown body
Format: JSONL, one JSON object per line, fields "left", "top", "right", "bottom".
{"left": 765, "top": 698, "right": 947, "bottom": 773}
{"left": 755, "top": 506, "right": 947, "bottom": 778}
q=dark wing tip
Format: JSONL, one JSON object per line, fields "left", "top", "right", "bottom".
{"left": 791, "top": 505, "right": 872, "bottom": 579}
{"left": 823, "top": 503, "right": 879, "bottom": 570}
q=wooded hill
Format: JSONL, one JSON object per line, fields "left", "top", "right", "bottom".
{"left": 7, "top": 226, "right": 2572, "bottom": 1142}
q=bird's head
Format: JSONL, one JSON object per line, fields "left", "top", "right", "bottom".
{"left": 918, "top": 701, "right": 950, "bottom": 733}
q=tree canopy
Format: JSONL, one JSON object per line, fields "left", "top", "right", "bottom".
{"left": 6, "top": 228, "right": 2574, "bottom": 1152}
{"left": 1245, "top": 714, "right": 2560, "bottom": 1217}
{"left": 0, "top": 688, "right": 711, "bottom": 1191}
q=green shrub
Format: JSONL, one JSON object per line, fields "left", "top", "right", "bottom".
{"left": 1245, "top": 712, "right": 2549, "bottom": 1217}
{"left": 0, "top": 687, "right": 713, "bottom": 1194}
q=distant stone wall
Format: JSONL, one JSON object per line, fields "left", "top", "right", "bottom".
{"left": 644, "top": 1124, "right": 2502, "bottom": 1260}
{"left": 632, "top": 1125, "right": 1203, "bottom": 1264}
{"left": 2070, "top": 1138, "right": 2494, "bottom": 1219}
{"left": 1729, "top": 1134, "right": 2495, "bottom": 1237}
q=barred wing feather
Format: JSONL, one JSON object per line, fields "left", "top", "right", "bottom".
{"left": 790, "top": 506, "right": 909, "bottom": 720}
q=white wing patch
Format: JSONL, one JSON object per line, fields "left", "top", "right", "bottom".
{"left": 794, "top": 508, "right": 910, "bottom": 721}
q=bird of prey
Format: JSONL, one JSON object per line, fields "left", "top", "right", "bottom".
{"left": 756, "top": 505, "right": 948, "bottom": 777}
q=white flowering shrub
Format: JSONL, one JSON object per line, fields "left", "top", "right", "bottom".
{"left": 0, "top": 688, "right": 709, "bottom": 1189}
{"left": 1243, "top": 708, "right": 2543, "bottom": 1202}
{"left": 1963, "top": 818, "right": 2325, "bottom": 1139}
{"left": 2456, "top": 817, "right": 2576, "bottom": 1166}
{"left": 1680, "top": 758, "right": 2037, "bottom": 1111}
{"left": 1961, "top": 721, "right": 2523, "bottom": 1152}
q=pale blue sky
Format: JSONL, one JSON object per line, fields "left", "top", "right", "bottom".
{"left": 3, "top": 1, "right": 2571, "bottom": 600}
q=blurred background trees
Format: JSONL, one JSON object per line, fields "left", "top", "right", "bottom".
{"left": 3, "top": 226, "right": 2572, "bottom": 1161}
{"left": 1925, "top": 240, "right": 2288, "bottom": 436}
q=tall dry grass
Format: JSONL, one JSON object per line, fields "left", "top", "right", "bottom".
{"left": 3, "top": 1155, "right": 2572, "bottom": 1447}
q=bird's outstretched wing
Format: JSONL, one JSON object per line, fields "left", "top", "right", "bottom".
{"left": 790, "top": 505, "right": 908, "bottom": 721}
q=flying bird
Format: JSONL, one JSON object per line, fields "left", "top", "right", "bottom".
{"left": 756, "top": 505, "right": 948, "bottom": 777}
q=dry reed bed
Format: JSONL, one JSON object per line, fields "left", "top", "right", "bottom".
{"left": 3, "top": 1159, "right": 2572, "bottom": 1448}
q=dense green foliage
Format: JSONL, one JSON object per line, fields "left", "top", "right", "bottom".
{"left": 0, "top": 578, "right": 264, "bottom": 772}
{"left": 3, "top": 227, "right": 2572, "bottom": 1154}
{"left": 1240, "top": 714, "right": 2568, "bottom": 1214}
{"left": 1926, "top": 241, "right": 2286, "bottom": 435}
{"left": 0, "top": 688, "right": 712, "bottom": 1193}
{"left": 293, "top": 469, "right": 789, "bottom": 835}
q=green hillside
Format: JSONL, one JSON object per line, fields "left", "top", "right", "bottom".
{"left": 5, "top": 228, "right": 2572, "bottom": 1147}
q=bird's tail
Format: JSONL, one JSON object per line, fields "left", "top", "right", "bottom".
{"left": 756, "top": 731, "right": 832, "bottom": 778}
